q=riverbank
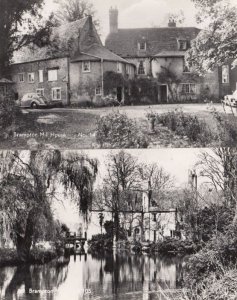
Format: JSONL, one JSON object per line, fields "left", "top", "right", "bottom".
{"left": 0, "top": 248, "right": 58, "bottom": 267}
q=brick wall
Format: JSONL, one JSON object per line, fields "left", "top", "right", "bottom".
{"left": 10, "top": 57, "right": 69, "bottom": 105}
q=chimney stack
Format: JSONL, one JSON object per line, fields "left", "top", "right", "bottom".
{"left": 109, "top": 7, "right": 118, "bottom": 33}
{"left": 168, "top": 17, "right": 176, "bottom": 28}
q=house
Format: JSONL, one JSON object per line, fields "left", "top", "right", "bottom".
{"left": 105, "top": 8, "right": 224, "bottom": 102}
{"left": 9, "top": 16, "right": 136, "bottom": 106}
{"left": 84, "top": 189, "right": 177, "bottom": 242}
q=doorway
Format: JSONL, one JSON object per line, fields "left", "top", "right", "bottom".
{"left": 117, "top": 87, "right": 123, "bottom": 102}
{"left": 160, "top": 85, "right": 168, "bottom": 102}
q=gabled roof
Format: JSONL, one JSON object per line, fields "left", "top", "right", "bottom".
{"left": 12, "top": 17, "right": 96, "bottom": 64}
{"left": 71, "top": 44, "right": 134, "bottom": 64}
{"left": 105, "top": 27, "right": 200, "bottom": 58}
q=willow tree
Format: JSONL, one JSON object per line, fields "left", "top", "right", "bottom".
{"left": 0, "top": 150, "right": 98, "bottom": 262}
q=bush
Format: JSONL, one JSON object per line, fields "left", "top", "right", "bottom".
{"left": 0, "top": 95, "right": 21, "bottom": 136}
{"left": 154, "top": 238, "right": 199, "bottom": 255}
{"left": 96, "top": 111, "right": 149, "bottom": 148}
{"left": 148, "top": 109, "right": 215, "bottom": 146}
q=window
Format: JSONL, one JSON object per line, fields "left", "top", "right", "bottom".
{"left": 39, "top": 70, "right": 44, "bottom": 83}
{"left": 52, "top": 87, "right": 61, "bottom": 101}
{"left": 138, "top": 41, "right": 146, "bottom": 51}
{"left": 153, "top": 213, "right": 157, "bottom": 222}
{"left": 183, "top": 59, "right": 190, "bottom": 73}
{"left": 82, "top": 61, "right": 91, "bottom": 72}
{"left": 0, "top": 86, "right": 6, "bottom": 96}
{"left": 178, "top": 40, "right": 187, "bottom": 50}
{"left": 117, "top": 62, "right": 122, "bottom": 73}
{"left": 222, "top": 65, "right": 229, "bottom": 84}
{"left": 28, "top": 72, "right": 35, "bottom": 83}
{"left": 126, "top": 64, "right": 132, "bottom": 75}
{"left": 18, "top": 73, "right": 24, "bottom": 82}
{"left": 138, "top": 61, "right": 145, "bottom": 75}
{"left": 36, "top": 89, "right": 44, "bottom": 97}
{"left": 181, "top": 83, "right": 196, "bottom": 94}
{"left": 48, "top": 69, "right": 58, "bottom": 82}
{"left": 95, "top": 87, "right": 101, "bottom": 95}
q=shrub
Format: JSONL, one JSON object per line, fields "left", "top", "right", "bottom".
{"left": 96, "top": 111, "right": 149, "bottom": 148}
{"left": 154, "top": 238, "right": 199, "bottom": 255}
{"left": 148, "top": 109, "right": 215, "bottom": 146}
{"left": 0, "top": 95, "right": 21, "bottom": 136}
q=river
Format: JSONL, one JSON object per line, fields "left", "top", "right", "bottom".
{"left": 0, "top": 252, "right": 186, "bottom": 300}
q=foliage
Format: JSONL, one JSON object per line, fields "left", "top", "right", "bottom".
{"left": 128, "top": 78, "right": 158, "bottom": 105}
{"left": 96, "top": 111, "right": 149, "bottom": 148}
{"left": 0, "top": 151, "right": 98, "bottom": 262}
{"left": 0, "top": 0, "right": 53, "bottom": 75}
{"left": 186, "top": 0, "right": 237, "bottom": 73}
{"left": 0, "top": 95, "right": 21, "bottom": 135}
{"left": 103, "top": 71, "right": 127, "bottom": 99}
{"left": 148, "top": 109, "right": 214, "bottom": 146}
{"left": 53, "top": 0, "right": 100, "bottom": 29}
{"left": 153, "top": 238, "right": 199, "bottom": 255}
{"left": 157, "top": 66, "right": 181, "bottom": 102}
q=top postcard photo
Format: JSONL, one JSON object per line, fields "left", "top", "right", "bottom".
{"left": 0, "top": 0, "right": 237, "bottom": 149}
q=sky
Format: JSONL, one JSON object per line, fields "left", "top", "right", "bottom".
{"left": 44, "top": 0, "right": 199, "bottom": 41}
{"left": 53, "top": 148, "right": 213, "bottom": 228}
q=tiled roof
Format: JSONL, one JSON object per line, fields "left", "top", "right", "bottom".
{"left": 155, "top": 51, "right": 186, "bottom": 57}
{"left": 71, "top": 44, "right": 133, "bottom": 64}
{"left": 105, "top": 27, "right": 200, "bottom": 57}
{"left": 12, "top": 17, "right": 90, "bottom": 64}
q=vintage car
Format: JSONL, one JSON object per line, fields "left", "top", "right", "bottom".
{"left": 222, "top": 90, "right": 237, "bottom": 107}
{"left": 20, "top": 93, "right": 62, "bottom": 108}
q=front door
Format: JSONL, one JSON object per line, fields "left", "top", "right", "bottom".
{"left": 117, "top": 87, "right": 122, "bottom": 102}
{"left": 160, "top": 85, "right": 168, "bottom": 102}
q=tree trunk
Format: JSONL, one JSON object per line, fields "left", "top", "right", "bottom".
{"left": 16, "top": 211, "right": 35, "bottom": 262}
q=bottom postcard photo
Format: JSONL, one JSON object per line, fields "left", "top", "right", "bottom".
{"left": 0, "top": 148, "right": 235, "bottom": 300}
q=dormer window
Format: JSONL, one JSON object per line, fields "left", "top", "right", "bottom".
{"left": 138, "top": 41, "right": 146, "bottom": 51}
{"left": 178, "top": 40, "right": 188, "bottom": 51}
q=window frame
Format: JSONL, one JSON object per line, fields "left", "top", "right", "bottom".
{"left": 39, "top": 70, "right": 44, "bottom": 83}
{"left": 178, "top": 40, "right": 187, "bottom": 51}
{"left": 27, "top": 72, "right": 35, "bottom": 83}
{"left": 36, "top": 88, "right": 45, "bottom": 97}
{"left": 181, "top": 83, "right": 196, "bottom": 94}
{"left": 137, "top": 60, "right": 146, "bottom": 75}
{"left": 48, "top": 69, "right": 58, "bottom": 82}
{"left": 18, "top": 73, "right": 24, "bottom": 83}
{"left": 82, "top": 61, "right": 91, "bottom": 73}
{"left": 95, "top": 86, "right": 102, "bottom": 96}
{"left": 52, "top": 87, "right": 62, "bottom": 101}
{"left": 138, "top": 41, "right": 147, "bottom": 51}
{"left": 117, "top": 62, "right": 122, "bottom": 73}
{"left": 222, "top": 65, "right": 230, "bottom": 84}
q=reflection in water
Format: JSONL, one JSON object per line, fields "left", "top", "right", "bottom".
{"left": 0, "top": 253, "right": 186, "bottom": 300}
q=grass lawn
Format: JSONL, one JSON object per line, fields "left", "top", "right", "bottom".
{"left": 0, "top": 110, "right": 100, "bottom": 149}
{"left": 0, "top": 104, "right": 235, "bottom": 149}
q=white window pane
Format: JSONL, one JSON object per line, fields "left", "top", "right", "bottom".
{"left": 48, "top": 70, "right": 58, "bottom": 81}
{"left": 39, "top": 70, "right": 44, "bottom": 83}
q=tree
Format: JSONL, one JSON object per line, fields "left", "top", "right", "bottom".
{"left": 53, "top": 0, "right": 99, "bottom": 28}
{"left": 0, "top": 150, "right": 98, "bottom": 262}
{"left": 186, "top": 0, "right": 237, "bottom": 73}
{"left": 94, "top": 151, "right": 174, "bottom": 242}
{"left": 0, "top": 0, "right": 53, "bottom": 77}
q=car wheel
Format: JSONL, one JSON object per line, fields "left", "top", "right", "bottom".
{"left": 31, "top": 102, "right": 38, "bottom": 109}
